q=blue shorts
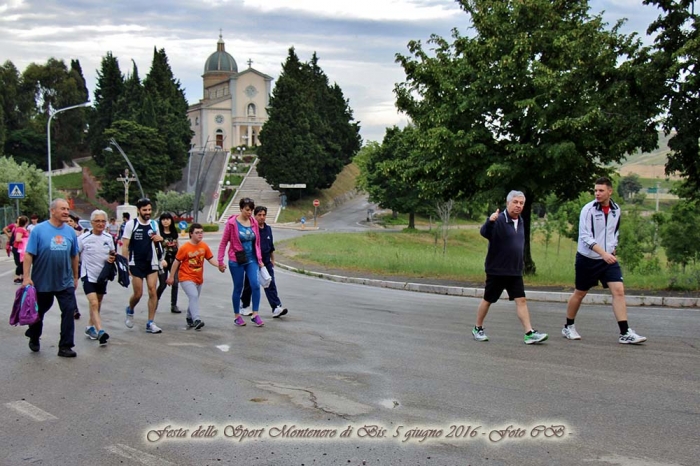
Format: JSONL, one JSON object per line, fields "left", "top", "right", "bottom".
{"left": 574, "top": 253, "right": 623, "bottom": 291}
{"left": 82, "top": 277, "right": 107, "bottom": 295}
{"left": 483, "top": 275, "right": 525, "bottom": 303}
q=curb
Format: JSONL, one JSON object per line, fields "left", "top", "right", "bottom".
{"left": 276, "top": 263, "right": 699, "bottom": 309}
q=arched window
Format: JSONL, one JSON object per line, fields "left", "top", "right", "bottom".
{"left": 216, "top": 129, "right": 224, "bottom": 148}
{"left": 247, "top": 103, "right": 256, "bottom": 117}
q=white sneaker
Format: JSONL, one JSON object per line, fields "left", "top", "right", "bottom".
{"left": 272, "top": 306, "right": 288, "bottom": 318}
{"left": 562, "top": 325, "right": 581, "bottom": 340}
{"left": 240, "top": 306, "right": 252, "bottom": 316}
{"left": 619, "top": 329, "right": 646, "bottom": 344}
{"left": 472, "top": 327, "right": 489, "bottom": 342}
{"left": 146, "top": 322, "right": 162, "bottom": 334}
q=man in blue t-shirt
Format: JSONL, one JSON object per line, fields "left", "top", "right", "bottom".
{"left": 23, "top": 198, "right": 80, "bottom": 358}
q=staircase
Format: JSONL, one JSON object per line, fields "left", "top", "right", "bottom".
{"left": 220, "top": 161, "right": 282, "bottom": 223}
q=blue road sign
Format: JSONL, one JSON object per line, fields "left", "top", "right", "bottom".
{"left": 179, "top": 221, "right": 188, "bottom": 230}
{"left": 8, "top": 182, "right": 25, "bottom": 199}
{"left": 300, "top": 216, "right": 306, "bottom": 224}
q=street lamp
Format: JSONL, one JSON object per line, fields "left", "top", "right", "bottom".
{"left": 104, "top": 138, "right": 145, "bottom": 200}
{"left": 47, "top": 101, "right": 91, "bottom": 205}
{"left": 236, "top": 146, "right": 245, "bottom": 161}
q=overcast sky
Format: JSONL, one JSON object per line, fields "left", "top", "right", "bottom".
{"left": 0, "top": 0, "right": 667, "bottom": 143}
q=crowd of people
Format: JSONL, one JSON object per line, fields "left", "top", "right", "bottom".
{"left": 13, "top": 196, "right": 290, "bottom": 357}
{"left": 12, "top": 177, "right": 647, "bottom": 359}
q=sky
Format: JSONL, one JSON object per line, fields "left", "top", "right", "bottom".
{"left": 0, "top": 0, "right": 669, "bottom": 143}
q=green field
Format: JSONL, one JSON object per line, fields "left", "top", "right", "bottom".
{"left": 278, "top": 228, "right": 698, "bottom": 291}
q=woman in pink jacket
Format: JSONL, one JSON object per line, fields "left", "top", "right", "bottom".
{"left": 218, "top": 198, "right": 265, "bottom": 327}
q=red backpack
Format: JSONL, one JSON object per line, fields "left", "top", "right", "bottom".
{"left": 9, "top": 285, "right": 40, "bottom": 326}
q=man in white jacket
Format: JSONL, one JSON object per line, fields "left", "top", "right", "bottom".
{"left": 562, "top": 177, "right": 646, "bottom": 344}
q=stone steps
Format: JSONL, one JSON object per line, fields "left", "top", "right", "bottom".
{"left": 220, "top": 161, "right": 282, "bottom": 223}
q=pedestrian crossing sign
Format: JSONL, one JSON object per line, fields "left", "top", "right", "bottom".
{"left": 8, "top": 182, "right": 25, "bottom": 199}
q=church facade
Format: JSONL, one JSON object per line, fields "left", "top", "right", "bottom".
{"left": 187, "top": 34, "right": 273, "bottom": 151}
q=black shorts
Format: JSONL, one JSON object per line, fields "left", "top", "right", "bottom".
{"left": 483, "top": 275, "right": 526, "bottom": 303}
{"left": 82, "top": 277, "right": 107, "bottom": 295}
{"left": 574, "top": 253, "right": 623, "bottom": 291}
{"left": 130, "top": 263, "right": 158, "bottom": 279}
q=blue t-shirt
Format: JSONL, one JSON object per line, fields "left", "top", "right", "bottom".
{"left": 25, "top": 220, "right": 78, "bottom": 292}
{"left": 237, "top": 220, "right": 255, "bottom": 264}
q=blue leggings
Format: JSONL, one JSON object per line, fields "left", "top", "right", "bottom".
{"left": 229, "top": 260, "right": 260, "bottom": 314}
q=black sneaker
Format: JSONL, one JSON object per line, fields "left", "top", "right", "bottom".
{"left": 171, "top": 305, "right": 181, "bottom": 314}
{"left": 74, "top": 310, "right": 81, "bottom": 320}
{"left": 28, "top": 339, "right": 40, "bottom": 352}
{"left": 186, "top": 317, "right": 195, "bottom": 328}
{"left": 194, "top": 319, "right": 205, "bottom": 330}
{"left": 98, "top": 330, "right": 110, "bottom": 346}
{"left": 57, "top": 347, "right": 77, "bottom": 358}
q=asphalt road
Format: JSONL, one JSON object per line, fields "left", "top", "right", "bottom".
{"left": 0, "top": 197, "right": 698, "bottom": 466}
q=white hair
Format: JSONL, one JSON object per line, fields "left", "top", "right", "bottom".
{"left": 506, "top": 190, "right": 525, "bottom": 203}
{"left": 90, "top": 209, "right": 108, "bottom": 221}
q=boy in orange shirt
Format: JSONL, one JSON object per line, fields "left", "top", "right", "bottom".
{"left": 166, "top": 223, "right": 222, "bottom": 330}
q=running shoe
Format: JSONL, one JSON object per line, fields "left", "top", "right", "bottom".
{"left": 272, "top": 306, "right": 288, "bottom": 318}
{"left": 619, "top": 329, "right": 647, "bottom": 344}
{"left": 194, "top": 319, "right": 205, "bottom": 330}
{"left": 472, "top": 327, "right": 489, "bottom": 342}
{"left": 84, "top": 326, "right": 98, "bottom": 340}
{"left": 146, "top": 322, "right": 162, "bottom": 334}
{"left": 251, "top": 315, "right": 264, "bottom": 327}
{"left": 524, "top": 330, "right": 548, "bottom": 345}
{"left": 125, "top": 306, "right": 134, "bottom": 329}
{"left": 562, "top": 324, "right": 582, "bottom": 340}
{"left": 234, "top": 315, "right": 246, "bottom": 327}
{"left": 98, "top": 330, "right": 110, "bottom": 345}
{"left": 240, "top": 306, "right": 253, "bottom": 316}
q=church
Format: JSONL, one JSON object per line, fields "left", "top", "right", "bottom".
{"left": 187, "top": 33, "right": 273, "bottom": 150}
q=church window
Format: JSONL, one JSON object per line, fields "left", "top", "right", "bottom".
{"left": 247, "top": 103, "right": 256, "bottom": 117}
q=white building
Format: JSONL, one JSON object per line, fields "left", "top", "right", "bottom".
{"left": 187, "top": 33, "right": 273, "bottom": 150}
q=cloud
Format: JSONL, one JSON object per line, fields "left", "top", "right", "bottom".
{"left": 0, "top": 0, "right": 664, "bottom": 142}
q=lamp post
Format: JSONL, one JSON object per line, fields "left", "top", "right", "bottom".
{"left": 236, "top": 145, "right": 245, "bottom": 161}
{"left": 104, "top": 138, "right": 145, "bottom": 201}
{"left": 47, "top": 101, "right": 91, "bottom": 205}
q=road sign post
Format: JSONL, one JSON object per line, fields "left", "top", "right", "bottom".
{"left": 8, "top": 182, "right": 25, "bottom": 217}
{"left": 313, "top": 199, "right": 319, "bottom": 227}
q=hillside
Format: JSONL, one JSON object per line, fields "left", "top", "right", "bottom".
{"left": 617, "top": 131, "right": 678, "bottom": 179}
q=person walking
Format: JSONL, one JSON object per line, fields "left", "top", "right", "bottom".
{"left": 121, "top": 198, "right": 164, "bottom": 334}
{"left": 26, "top": 214, "right": 39, "bottom": 233}
{"left": 472, "top": 190, "right": 548, "bottom": 345}
{"left": 166, "top": 223, "right": 222, "bottom": 330}
{"left": 240, "top": 206, "right": 288, "bottom": 318}
{"left": 217, "top": 198, "right": 265, "bottom": 327}
{"left": 156, "top": 212, "right": 181, "bottom": 314}
{"left": 10, "top": 216, "right": 29, "bottom": 284}
{"left": 562, "top": 177, "right": 647, "bottom": 344}
{"left": 79, "top": 210, "right": 116, "bottom": 346}
{"left": 22, "top": 198, "right": 80, "bottom": 357}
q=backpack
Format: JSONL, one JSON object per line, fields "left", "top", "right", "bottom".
{"left": 9, "top": 285, "right": 40, "bottom": 326}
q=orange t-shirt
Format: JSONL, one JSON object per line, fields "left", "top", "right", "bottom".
{"left": 175, "top": 241, "right": 213, "bottom": 285}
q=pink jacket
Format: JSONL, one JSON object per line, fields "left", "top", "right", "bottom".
{"left": 218, "top": 214, "right": 263, "bottom": 265}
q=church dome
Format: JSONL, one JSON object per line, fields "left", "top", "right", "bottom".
{"left": 204, "top": 34, "right": 237, "bottom": 73}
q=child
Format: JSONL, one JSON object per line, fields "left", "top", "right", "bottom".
{"left": 166, "top": 223, "right": 222, "bottom": 330}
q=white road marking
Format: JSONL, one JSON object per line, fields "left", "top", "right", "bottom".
{"left": 5, "top": 400, "right": 58, "bottom": 421}
{"left": 105, "top": 444, "right": 176, "bottom": 466}
{"left": 216, "top": 345, "right": 230, "bottom": 352}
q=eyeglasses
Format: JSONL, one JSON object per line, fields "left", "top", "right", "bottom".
{"left": 92, "top": 220, "right": 107, "bottom": 223}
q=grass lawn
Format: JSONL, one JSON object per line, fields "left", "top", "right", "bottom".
{"left": 278, "top": 228, "right": 696, "bottom": 291}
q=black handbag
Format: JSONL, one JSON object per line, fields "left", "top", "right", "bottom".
{"left": 235, "top": 250, "right": 248, "bottom": 263}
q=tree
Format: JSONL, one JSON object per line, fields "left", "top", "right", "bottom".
{"left": 394, "top": 0, "right": 659, "bottom": 274}
{"left": 618, "top": 173, "right": 644, "bottom": 200}
{"left": 143, "top": 48, "right": 193, "bottom": 185}
{"left": 87, "top": 52, "right": 124, "bottom": 163}
{"left": 258, "top": 48, "right": 361, "bottom": 193}
{"left": 0, "top": 156, "right": 51, "bottom": 217}
{"left": 645, "top": 1, "right": 700, "bottom": 200}
{"left": 1, "top": 61, "right": 40, "bottom": 165}
{"left": 355, "top": 127, "right": 424, "bottom": 228}
{"left": 155, "top": 190, "right": 199, "bottom": 217}
{"left": 660, "top": 200, "right": 700, "bottom": 268}
{"left": 100, "top": 120, "right": 168, "bottom": 203}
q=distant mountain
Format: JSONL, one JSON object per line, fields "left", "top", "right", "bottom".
{"left": 617, "top": 131, "right": 677, "bottom": 179}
